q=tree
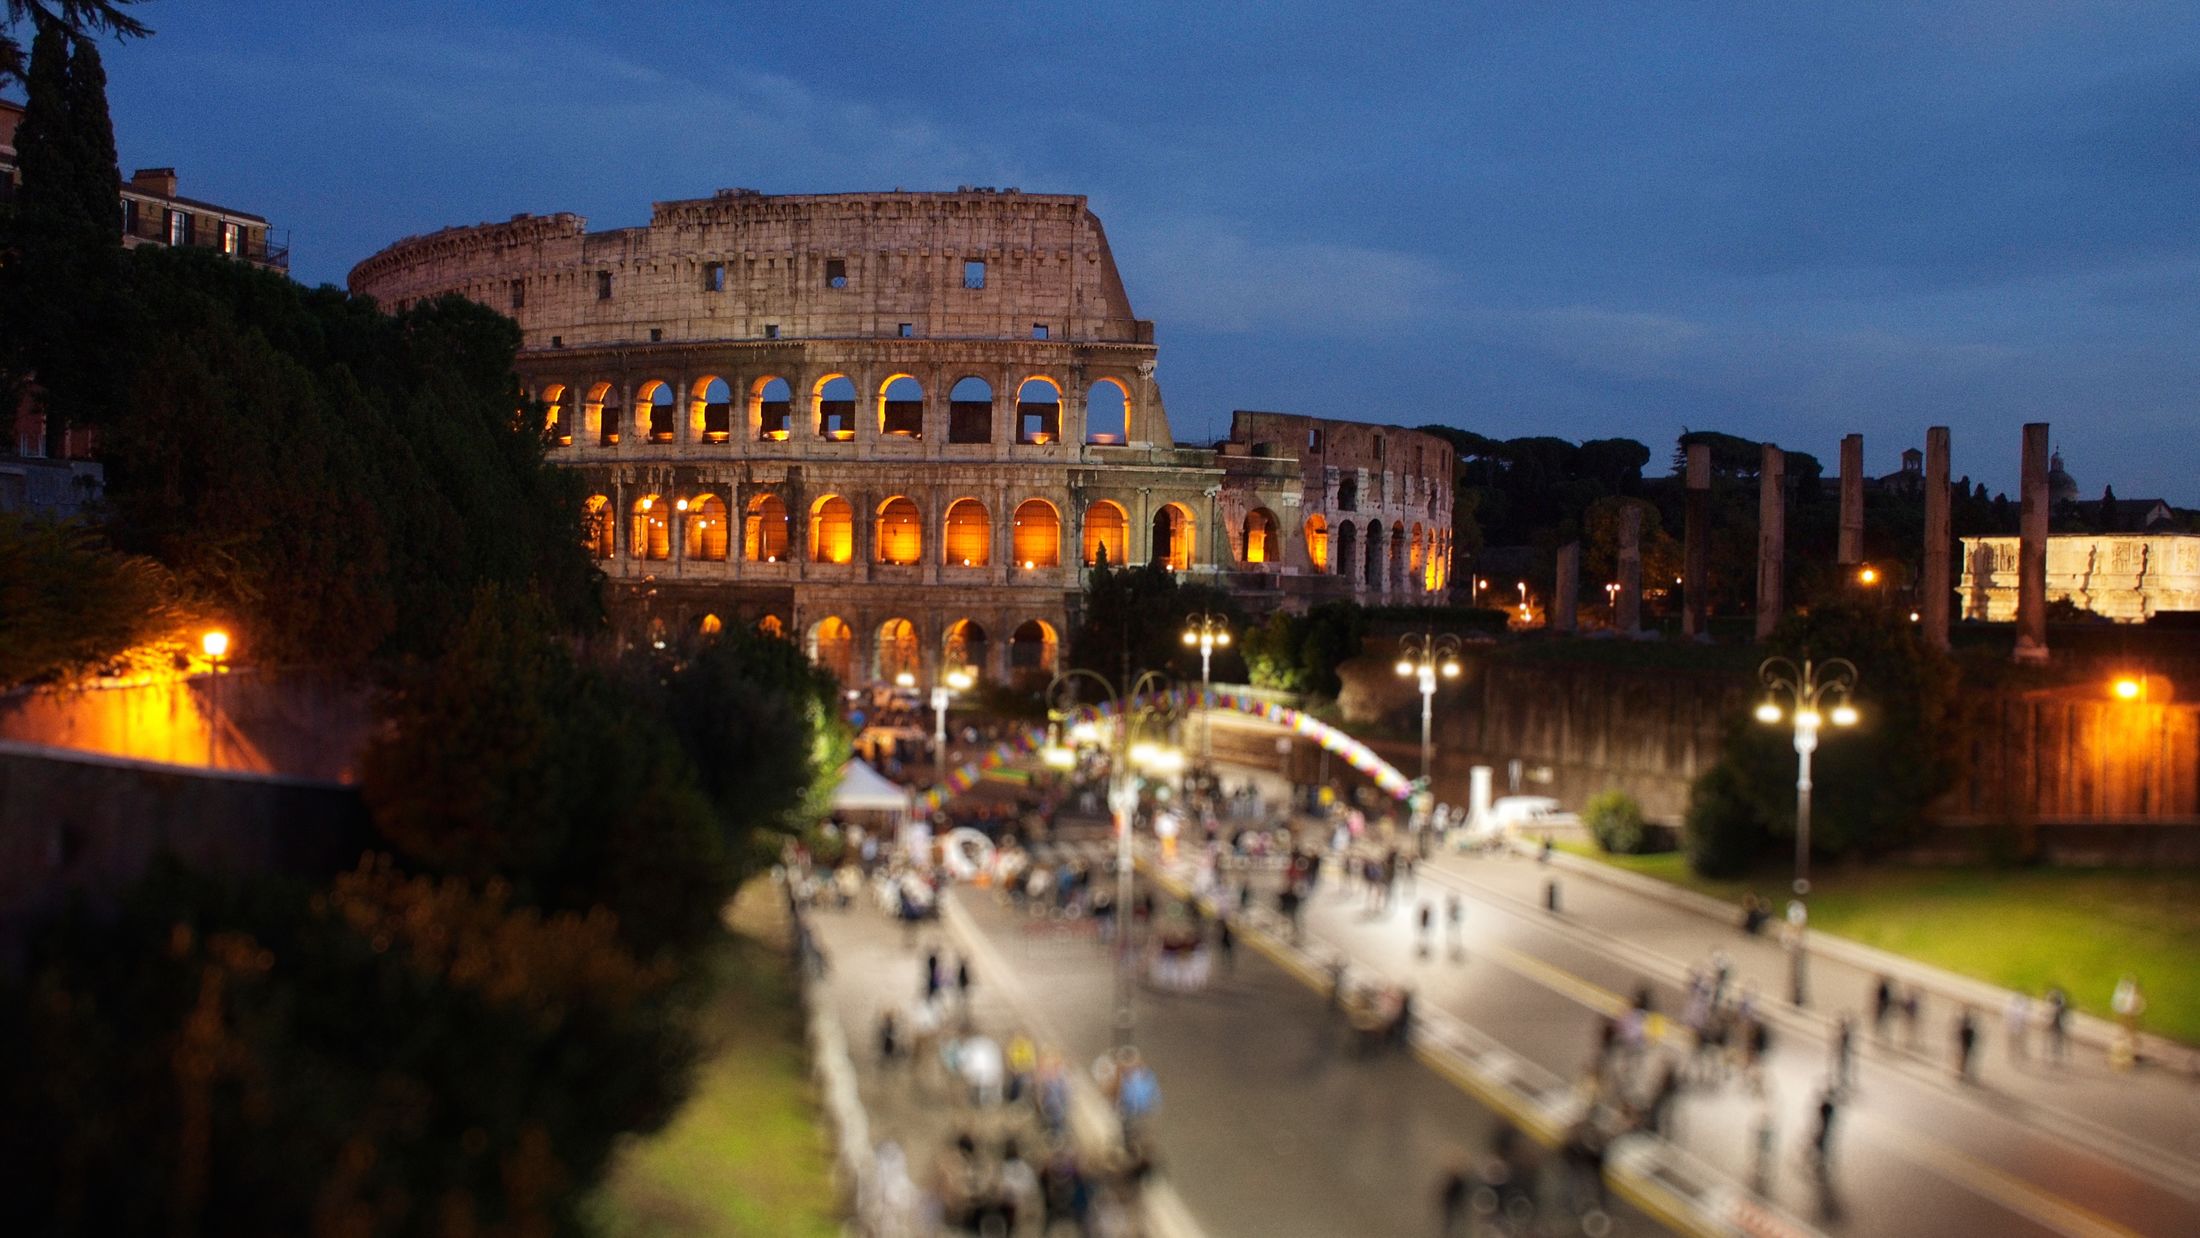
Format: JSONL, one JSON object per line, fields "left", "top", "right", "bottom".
{"left": 0, "top": 512, "right": 190, "bottom": 685}
{"left": 0, "top": 2, "right": 147, "bottom": 87}
{"left": 1581, "top": 496, "right": 1682, "bottom": 595}
{"left": 1240, "top": 602, "right": 1368, "bottom": 697}
{"left": 1068, "top": 558, "right": 1244, "bottom": 693}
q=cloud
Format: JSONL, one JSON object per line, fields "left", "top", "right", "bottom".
{"left": 1116, "top": 218, "right": 1450, "bottom": 335}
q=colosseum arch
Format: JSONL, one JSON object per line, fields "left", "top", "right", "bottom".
{"left": 809, "top": 494, "right": 854, "bottom": 564}
{"left": 1303, "top": 513, "right": 1330, "bottom": 572}
{"left": 757, "top": 613, "right": 786, "bottom": 639}
{"left": 949, "top": 376, "right": 994, "bottom": 444}
{"left": 1334, "top": 520, "right": 1357, "bottom": 577}
{"left": 684, "top": 494, "right": 728, "bottom": 561}
{"left": 1010, "top": 619, "right": 1059, "bottom": 675}
{"left": 637, "top": 380, "right": 677, "bottom": 443}
{"left": 1012, "top": 498, "right": 1061, "bottom": 569}
{"left": 1016, "top": 377, "right": 1061, "bottom": 445}
{"left": 815, "top": 374, "right": 856, "bottom": 441}
{"left": 691, "top": 376, "right": 732, "bottom": 442}
{"left": 1083, "top": 500, "right": 1128, "bottom": 567}
{"left": 582, "top": 494, "right": 613, "bottom": 560}
{"left": 751, "top": 376, "right": 792, "bottom": 440}
{"left": 1390, "top": 520, "right": 1407, "bottom": 590}
{"left": 1086, "top": 377, "right": 1130, "bottom": 445}
{"left": 944, "top": 618, "right": 987, "bottom": 677}
{"left": 1242, "top": 507, "right": 1281, "bottom": 566}
{"left": 876, "top": 495, "right": 922, "bottom": 565}
{"left": 1151, "top": 502, "right": 1194, "bottom": 571}
{"left": 745, "top": 492, "right": 789, "bottom": 561}
{"left": 698, "top": 613, "right": 724, "bottom": 637}
{"left": 807, "top": 616, "right": 854, "bottom": 684}
{"left": 541, "top": 384, "right": 570, "bottom": 445}
{"left": 879, "top": 374, "right": 924, "bottom": 439}
{"left": 875, "top": 618, "right": 919, "bottom": 683}
{"left": 631, "top": 494, "right": 670, "bottom": 561}
{"left": 945, "top": 497, "right": 991, "bottom": 567}
{"left": 1363, "top": 520, "right": 1384, "bottom": 587}
{"left": 586, "top": 382, "right": 618, "bottom": 446}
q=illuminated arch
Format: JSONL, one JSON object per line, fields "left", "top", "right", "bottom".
{"left": 691, "top": 375, "right": 732, "bottom": 441}
{"left": 1085, "top": 377, "right": 1130, "bottom": 445}
{"left": 944, "top": 618, "right": 987, "bottom": 676}
{"left": 637, "top": 379, "right": 676, "bottom": 442}
{"left": 582, "top": 494, "right": 613, "bottom": 560}
{"left": 745, "top": 492, "right": 789, "bottom": 562}
{"left": 879, "top": 374, "right": 924, "bottom": 438}
{"left": 876, "top": 618, "right": 920, "bottom": 682}
{"left": 945, "top": 497, "right": 991, "bottom": 567}
{"left": 1015, "top": 376, "right": 1061, "bottom": 445}
{"left": 1150, "top": 502, "right": 1194, "bottom": 571}
{"left": 1303, "top": 513, "right": 1329, "bottom": 572}
{"left": 814, "top": 374, "right": 855, "bottom": 440}
{"left": 807, "top": 616, "right": 854, "bottom": 684}
{"left": 1083, "top": 500, "right": 1128, "bottom": 567}
{"left": 949, "top": 375, "right": 994, "bottom": 444}
{"left": 631, "top": 494, "right": 669, "bottom": 561}
{"left": 809, "top": 494, "right": 854, "bottom": 564}
{"left": 757, "top": 613, "right": 786, "bottom": 639}
{"left": 1012, "top": 498, "right": 1061, "bottom": 569}
{"left": 684, "top": 494, "right": 728, "bottom": 561}
{"left": 698, "top": 613, "right": 724, "bottom": 637}
{"left": 875, "top": 496, "right": 922, "bottom": 565}
{"left": 1242, "top": 507, "right": 1281, "bottom": 566}
{"left": 541, "top": 384, "right": 570, "bottom": 445}
{"left": 1009, "top": 619, "right": 1059, "bottom": 674}
{"left": 751, "top": 376, "right": 792, "bottom": 440}
{"left": 586, "top": 381, "right": 618, "bottom": 446}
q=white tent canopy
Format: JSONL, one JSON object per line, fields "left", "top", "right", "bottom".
{"left": 830, "top": 758, "right": 914, "bottom": 815}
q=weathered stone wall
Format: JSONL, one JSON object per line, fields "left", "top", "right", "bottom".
{"left": 1960, "top": 533, "right": 2200, "bottom": 622}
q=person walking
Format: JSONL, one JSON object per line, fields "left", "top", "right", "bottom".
{"left": 2045, "top": 986, "right": 2070, "bottom": 1064}
{"left": 1445, "top": 892, "right": 1467, "bottom": 961}
{"left": 1809, "top": 1087, "right": 1839, "bottom": 1174}
{"left": 1871, "top": 975, "right": 1894, "bottom": 1042}
{"left": 924, "top": 947, "right": 943, "bottom": 1003}
{"left": 1437, "top": 1164, "right": 1471, "bottom": 1238}
{"left": 2004, "top": 992, "right": 2032, "bottom": 1066}
{"left": 1831, "top": 1014, "right": 1856, "bottom": 1091}
{"left": 1954, "top": 1007, "right": 1979, "bottom": 1082}
{"left": 1416, "top": 900, "right": 1434, "bottom": 959}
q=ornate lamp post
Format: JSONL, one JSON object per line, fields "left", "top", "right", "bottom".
{"left": 1180, "top": 611, "right": 1230, "bottom": 763}
{"left": 1394, "top": 629, "right": 1463, "bottom": 794}
{"left": 1755, "top": 655, "right": 1860, "bottom": 1005}
{"left": 902, "top": 668, "right": 974, "bottom": 788}
{"left": 1042, "top": 669, "right": 1181, "bottom": 1056}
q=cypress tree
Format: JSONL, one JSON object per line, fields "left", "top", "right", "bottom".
{"left": 63, "top": 31, "right": 121, "bottom": 237}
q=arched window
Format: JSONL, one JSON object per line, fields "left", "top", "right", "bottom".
{"left": 588, "top": 382, "right": 619, "bottom": 446}
{"left": 1086, "top": 378, "right": 1129, "bottom": 445}
{"left": 815, "top": 374, "right": 855, "bottom": 440}
{"left": 1016, "top": 377, "right": 1060, "bottom": 445}
{"left": 631, "top": 494, "right": 669, "bottom": 561}
{"left": 876, "top": 618, "right": 919, "bottom": 682}
{"left": 809, "top": 494, "right": 853, "bottom": 564}
{"left": 684, "top": 494, "right": 728, "bottom": 560}
{"left": 753, "top": 376, "right": 792, "bottom": 440}
{"left": 542, "top": 384, "right": 570, "bottom": 445}
{"left": 944, "top": 498, "right": 991, "bottom": 566}
{"left": 1337, "top": 473, "right": 1358, "bottom": 512}
{"left": 1303, "top": 513, "right": 1329, "bottom": 572}
{"left": 1334, "top": 521, "right": 1357, "bottom": 577}
{"left": 807, "top": 616, "right": 853, "bottom": 684}
{"left": 876, "top": 496, "right": 922, "bottom": 565}
{"left": 1083, "top": 500, "right": 1128, "bottom": 567}
{"left": 639, "top": 380, "right": 676, "bottom": 442}
{"left": 879, "top": 374, "right": 924, "bottom": 438}
{"left": 1364, "top": 520, "right": 1383, "bottom": 587}
{"left": 1151, "top": 503, "right": 1193, "bottom": 571}
{"left": 698, "top": 613, "right": 724, "bottom": 637}
{"left": 949, "top": 376, "right": 993, "bottom": 443}
{"left": 944, "top": 619, "right": 987, "bottom": 676}
{"left": 757, "top": 613, "right": 786, "bottom": 639}
{"left": 745, "top": 493, "right": 790, "bottom": 561}
{"left": 1409, "top": 524, "right": 1426, "bottom": 575}
{"left": 693, "top": 376, "right": 731, "bottom": 441}
{"left": 1390, "top": 520, "right": 1407, "bottom": 589}
{"left": 1010, "top": 619, "right": 1058, "bottom": 673}
{"left": 582, "top": 494, "right": 613, "bottom": 560}
{"left": 1243, "top": 508, "right": 1280, "bottom": 566}
{"left": 1012, "top": 499, "right": 1060, "bottom": 568}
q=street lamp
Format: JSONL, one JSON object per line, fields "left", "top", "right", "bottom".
{"left": 1181, "top": 611, "right": 1230, "bottom": 763}
{"left": 201, "top": 629, "right": 231, "bottom": 767}
{"left": 915, "top": 668, "right": 974, "bottom": 788}
{"left": 1604, "top": 581, "right": 1620, "bottom": 614}
{"left": 1755, "top": 655, "right": 1860, "bottom": 1006}
{"left": 1041, "top": 669, "right": 1180, "bottom": 1060}
{"left": 1394, "top": 630, "right": 1463, "bottom": 828}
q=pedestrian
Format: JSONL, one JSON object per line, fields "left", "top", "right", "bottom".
{"left": 2045, "top": 986, "right": 2070, "bottom": 1063}
{"left": 1215, "top": 916, "right": 1236, "bottom": 974}
{"left": 1871, "top": 974, "right": 1894, "bottom": 1042}
{"left": 924, "top": 947, "right": 943, "bottom": 1002}
{"left": 877, "top": 1006, "right": 901, "bottom": 1065}
{"left": 955, "top": 955, "right": 972, "bottom": 1004}
{"left": 1954, "top": 1007, "right": 1978, "bottom": 1082}
{"left": 1437, "top": 1164, "right": 1471, "bottom": 1238}
{"left": 1831, "top": 1013, "right": 1856, "bottom": 1091}
{"left": 1417, "top": 900, "right": 1434, "bottom": 958}
{"left": 2004, "top": 992, "right": 2032, "bottom": 1066}
{"left": 1810, "top": 1086, "right": 1839, "bottom": 1173}
{"left": 1446, "top": 892, "right": 1466, "bottom": 961}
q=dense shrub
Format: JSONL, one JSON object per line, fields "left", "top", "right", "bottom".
{"left": 1684, "top": 762, "right": 1764, "bottom": 878}
{"left": 1584, "top": 790, "right": 1650, "bottom": 854}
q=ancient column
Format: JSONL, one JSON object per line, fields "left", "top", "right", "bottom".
{"left": 2014, "top": 422, "right": 2051, "bottom": 664}
{"left": 1553, "top": 541, "right": 1580, "bottom": 633}
{"left": 1838, "top": 434, "right": 1864, "bottom": 567}
{"left": 1683, "top": 443, "right": 1710, "bottom": 637}
{"left": 1756, "top": 444, "right": 1786, "bottom": 641}
{"left": 1617, "top": 505, "right": 1643, "bottom": 634}
{"left": 1922, "top": 426, "right": 1952, "bottom": 651}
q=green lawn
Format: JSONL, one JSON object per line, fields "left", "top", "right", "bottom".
{"left": 1560, "top": 843, "right": 2200, "bottom": 1046}
{"left": 588, "top": 885, "right": 840, "bottom": 1238}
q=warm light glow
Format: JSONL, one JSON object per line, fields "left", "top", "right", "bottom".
{"left": 1129, "top": 741, "right": 1159, "bottom": 767}
{"left": 1796, "top": 709, "right": 1823, "bottom": 729}
{"left": 201, "top": 630, "right": 231, "bottom": 660}
{"left": 1755, "top": 700, "right": 1783, "bottom": 724}
{"left": 1070, "top": 720, "right": 1101, "bottom": 745}
{"left": 2114, "top": 677, "right": 2143, "bottom": 701}
{"left": 1441, "top": 661, "right": 1461, "bottom": 678}
{"left": 675, "top": 497, "right": 689, "bottom": 512}
{"left": 1042, "top": 745, "right": 1076, "bottom": 770}
{"left": 1145, "top": 747, "right": 1187, "bottom": 775}
{"left": 947, "top": 670, "right": 974, "bottom": 691}
{"left": 1910, "top": 611, "right": 1921, "bottom": 622}
{"left": 639, "top": 496, "right": 653, "bottom": 511}
{"left": 1858, "top": 566, "right": 1879, "bottom": 585}
{"left": 1023, "top": 559, "right": 1036, "bottom": 570}
{"left": 1216, "top": 632, "right": 1231, "bottom": 647}
{"left": 895, "top": 672, "right": 915, "bottom": 688}
{"left": 1830, "top": 703, "right": 1859, "bottom": 727}
{"left": 1188, "top": 632, "right": 1203, "bottom": 647}
{"left": 1395, "top": 659, "right": 1415, "bottom": 677}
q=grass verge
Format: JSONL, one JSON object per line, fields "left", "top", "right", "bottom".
{"left": 587, "top": 883, "right": 839, "bottom": 1238}
{"left": 1559, "top": 842, "right": 2200, "bottom": 1046}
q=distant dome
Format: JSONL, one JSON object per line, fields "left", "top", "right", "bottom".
{"left": 2047, "top": 450, "right": 2078, "bottom": 503}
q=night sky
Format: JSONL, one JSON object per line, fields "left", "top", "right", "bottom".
{"left": 88, "top": 1, "right": 2200, "bottom": 502}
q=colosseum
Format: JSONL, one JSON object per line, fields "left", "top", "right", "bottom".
{"left": 350, "top": 188, "right": 1454, "bottom": 686}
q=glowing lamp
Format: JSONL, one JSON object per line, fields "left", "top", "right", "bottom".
{"left": 201, "top": 630, "right": 231, "bottom": 660}
{"left": 1189, "top": 632, "right": 1204, "bottom": 647}
{"left": 1858, "top": 566, "right": 1879, "bottom": 585}
{"left": 1441, "top": 661, "right": 1462, "bottom": 678}
{"left": 895, "top": 672, "right": 915, "bottom": 688}
{"left": 1796, "top": 709, "right": 1822, "bottom": 729}
{"left": 1041, "top": 745, "right": 1077, "bottom": 770}
{"left": 1830, "top": 703, "right": 1859, "bottom": 727}
{"left": 1395, "top": 660, "right": 1415, "bottom": 677}
{"left": 948, "top": 670, "right": 974, "bottom": 691}
{"left": 1754, "top": 700, "right": 1783, "bottom": 724}
{"left": 675, "top": 498, "right": 689, "bottom": 512}
{"left": 2114, "top": 677, "right": 2143, "bottom": 701}
{"left": 1216, "top": 632, "right": 1231, "bottom": 647}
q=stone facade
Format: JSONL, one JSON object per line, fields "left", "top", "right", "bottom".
{"left": 1960, "top": 533, "right": 2200, "bottom": 623}
{"left": 350, "top": 189, "right": 1451, "bottom": 685}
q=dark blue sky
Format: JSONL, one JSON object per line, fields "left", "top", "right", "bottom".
{"left": 89, "top": 1, "right": 2200, "bottom": 501}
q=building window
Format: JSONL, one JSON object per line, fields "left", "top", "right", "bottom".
{"left": 963, "top": 259, "right": 986, "bottom": 289}
{"left": 509, "top": 279, "right": 525, "bottom": 310}
{"left": 596, "top": 271, "right": 613, "bottom": 300}
{"left": 765, "top": 324, "right": 780, "bottom": 339}
{"left": 898, "top": 322, "right": 914, "bottom": 338}
{"left": 220, "top": 222, "right": 240, "bottom": 256}
{"left": 649, "top": 328, "right": 663, "bottom": 342}
{"left": 166, "top": 209, "right": 185, "bottom": 245}
{"left": 550, "top": 335, "right": 563, "bottom": 348}
{"left": 1308, "top": 429, "right": 1322, "bottom": 452}
{"left": 1032, "top": 323, "right": 1049, "bottom": 340}
{"left": 121, "top": 198, "right": 137, "bottom": 234}
{"left": 825, "top": 257, "right": 847, "bottom": 289}
{"left": 703, "top": 261, "right": 725, "bottom": 291}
